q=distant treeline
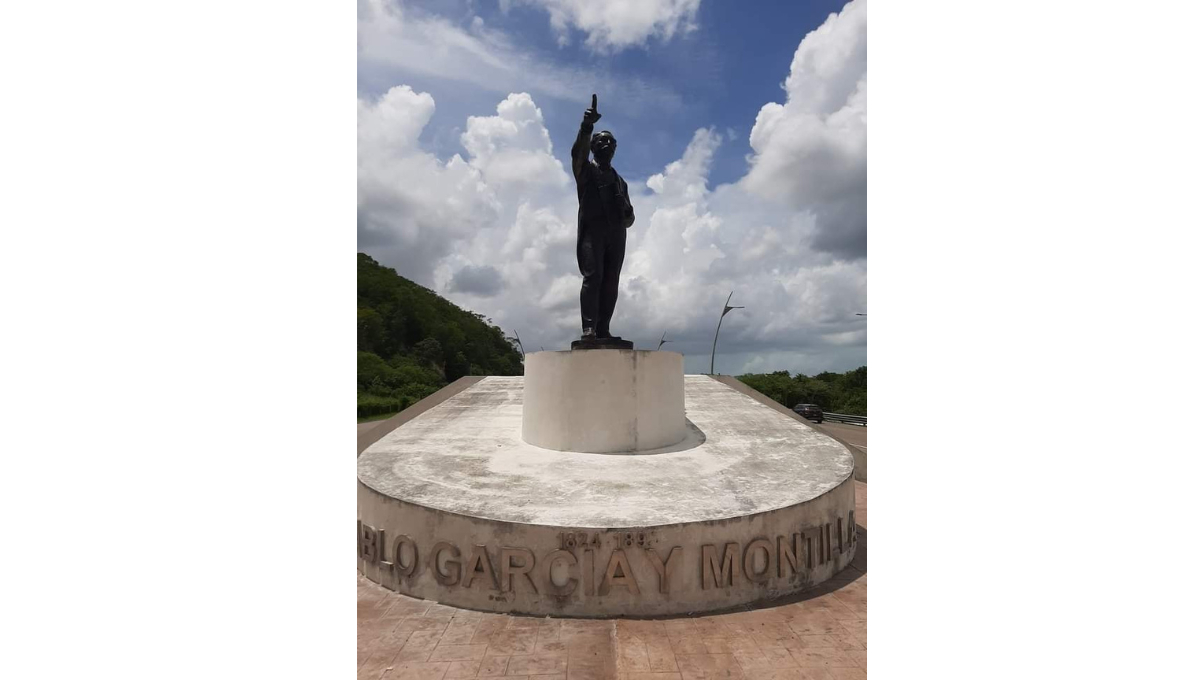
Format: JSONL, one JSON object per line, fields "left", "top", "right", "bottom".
{"left": 358, "top": 254, "right": 523, "bottom": 418}
{"left": 737, "top": 367, "right": 866, "bottom": 416}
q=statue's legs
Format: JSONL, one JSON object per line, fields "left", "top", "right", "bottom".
{"left": 578, "top": 225, "right": 626, "bottom": 336}
{"left": 577, "top": 226, "right": 604, "bottom": 334}
{"left": 596, "top": 227, "right": 626, "bottom": 337}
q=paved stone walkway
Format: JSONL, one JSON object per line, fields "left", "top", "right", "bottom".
{"left": 359, "top": 481, "right": 866, "bottom": 679}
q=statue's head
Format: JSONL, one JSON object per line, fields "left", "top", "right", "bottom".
{"left": 590, "top": 131, "right": 616, "bottom": 164}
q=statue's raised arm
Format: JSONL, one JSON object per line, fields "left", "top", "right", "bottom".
{"left": 572, "top": 94, "right": 602, "bottom": 180}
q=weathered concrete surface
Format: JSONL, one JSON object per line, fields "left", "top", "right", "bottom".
{"left": 357, "top": 377, "right": 483, "bottom": 457}
{"left": 712, "top": 375, "right": 867, "bottom": 483}
{"left": 359, "top": 376, "right": 852, "bottom": 526}
{"left": 357, "top": 375, "right": 857, "bottom": 616}
{"left": 522, "top": 350, "right": 685, "bottom": 453}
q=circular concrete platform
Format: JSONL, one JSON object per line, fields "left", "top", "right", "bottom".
{"left": 357, "top": 374, "right": 857, "bottom": 617}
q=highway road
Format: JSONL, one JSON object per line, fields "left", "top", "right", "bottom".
{"left": 814, "top": 420, "right": 867, "bottom": 451}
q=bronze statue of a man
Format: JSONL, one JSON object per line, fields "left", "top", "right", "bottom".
{"left": 571, "top": 94, "right": 635, "bottom": 345}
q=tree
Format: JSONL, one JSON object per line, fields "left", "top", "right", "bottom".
{"left": 738, "top": 366, "right": 866, "bottom": 416}
{"left": 357, "top": 254, "right": 524, "bottom": 418}
{"left": 447, "top": 351, "right": 471, "bottom": 382}
{"left": 357, "top": 308, "right": 385, "bottom": 355}
{"left": 413, "top": 337, "right": 444, "bottom": 369}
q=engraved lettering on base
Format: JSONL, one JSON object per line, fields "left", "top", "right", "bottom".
{"left": 393, "top": 534, "right": 419, "bottom": 578}
{"left": 743, "top": 538, "right": 773, "bottom": 583}
{"left": 356, "top": 515, "right": 857, "bottom": 606}
{"left": 598, "top": 548, "right": 640, "bottom": 596}
{"left": 778, "top": 533, "right": 801, "bottom": 578}
{"left": 701, "top": 543, "right": 741, "bottom": 589}
{"left": 825, "top": 523, "right": 832, "bottom": 562}
{"left": 645, "top": 546, "right": 681, "bottom": 594}
{"left": 462, "top": 544, "right": 500, "bottom": 591}
{"left": 431, "top": 542, "right": 461, "bottom": 586}
{"left": 582, "top": 548, "right": 595, "bottom": 596}
{"left": 500, "top": 547, "right": 538, "bottom": 594}
{"left": 358, "top": 521, "right": 379, "bottom": 563}
{"left": 376, "top": 531, "right": 395, "bottom": 570}
{"left": 542, "top": 549, "right": 579, "bottom": 597}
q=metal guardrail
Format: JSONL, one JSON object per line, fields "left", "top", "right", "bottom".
{"left": 823, "top": 412, "right": 867, "bottom": 426}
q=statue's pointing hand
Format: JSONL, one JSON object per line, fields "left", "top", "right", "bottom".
{"left": 584, "top": 94, "right": 602, "bottom": 124}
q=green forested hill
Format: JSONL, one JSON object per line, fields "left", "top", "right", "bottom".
{"left": 737, "top": 367, "right": 866, "bottom": 416}
{"left": 358, "top": 253, "right": 523, "bottom": 418}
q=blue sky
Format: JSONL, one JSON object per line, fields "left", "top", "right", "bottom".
{"left": 359, "top": 0, "right": 850, "bottom": 187}
{"left": 358, "top": 0, "right": 867, "bottom": 375}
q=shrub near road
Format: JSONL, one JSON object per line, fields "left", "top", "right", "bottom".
{"left": 737, "top": 367, "right": 866, "bottom": 416}
{"left": 357, "top": 254, "right": 524, "bottom": 419}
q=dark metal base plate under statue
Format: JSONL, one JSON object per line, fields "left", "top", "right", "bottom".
{"left": 570, "top": 337, "right": 634, "bottom": 350}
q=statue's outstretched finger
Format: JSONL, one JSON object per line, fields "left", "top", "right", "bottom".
{"left": 592, "top": 94, "right": 597, "bottom": 110}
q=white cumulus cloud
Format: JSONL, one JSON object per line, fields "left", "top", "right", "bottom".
{"left": 358, "top": 85, "right": 501, "bottom": 284}
{"left": 461, "top": 93, "right": 569, "bottom": 194}
{"left": 507, "top": 0, "right": 701, "bottom": 52}
{"left": 742, "top": 0, "right": 867, "bottom": 259}
{"left": 358, "top": 0, "right": 684, "bottom": 115}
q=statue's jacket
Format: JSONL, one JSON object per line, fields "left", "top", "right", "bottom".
{"left": 571, "top": 122, "right": 635, "bottom": 233}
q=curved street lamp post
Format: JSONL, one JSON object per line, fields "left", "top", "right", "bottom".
{"left": 710, "top": 291, "right": 744, "bottom": 375}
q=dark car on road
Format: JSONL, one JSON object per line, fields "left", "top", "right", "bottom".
{"left": 792, "top": 403, "right": 824, "bottom": 423}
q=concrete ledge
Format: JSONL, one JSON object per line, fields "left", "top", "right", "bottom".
{"left": 357, "top": 375, "right": 857, "bottom": 616}
{"left": 712, "top": 375, "right": 866, "bottom": 483}
{"left": 357, "top": 376, "right": 484, "bottom": 457}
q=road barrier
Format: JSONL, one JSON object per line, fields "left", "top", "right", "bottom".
{"left": 823, "top": 412, "right": 867, "bottom": 426}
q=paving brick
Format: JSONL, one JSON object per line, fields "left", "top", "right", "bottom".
{"left": 673, "top": 652, "right": 745, "bottom": 679}
{"left": 506, "top": 653, "right": 569, "bottom": 675}
{"left": 614, "top": 634, "right": 650, "bottom": 670}
{"left": 733, "top": 645, "right": 798, "bottom": 671}
{"left": 487, "top": 629, "right": 539, "bottom": 655}
{"left": 359, "top": 648, "right": 401, "bottom": 680}
{"left": 442, "top": 658, "right": 481, "bottom": 678}
{"left": 390, "top": 661, "right": 451, "bottom": 679}
{"left": 427, "top": 643, "right": 488, "bottom": 662}
{"left": 534, "top": 638, "right": 570, "bottom": 656}
{"left": 642, "top": 636, "right": 678, "bottom": 672}
{"left": 668, "top": 636, "right": 708, "bottom": 655}
{"left": 845, "top": 649, "right": 867, "bottom": 670}
{"left": 788, "top": 647, "right": 859, "bottom": 669}
{"left": 477, "top": 654, "right": 510, "bottom": 676}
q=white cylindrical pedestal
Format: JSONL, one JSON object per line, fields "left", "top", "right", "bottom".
{"left": 522, "top": 349, "right": 685, "bottom": 453}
